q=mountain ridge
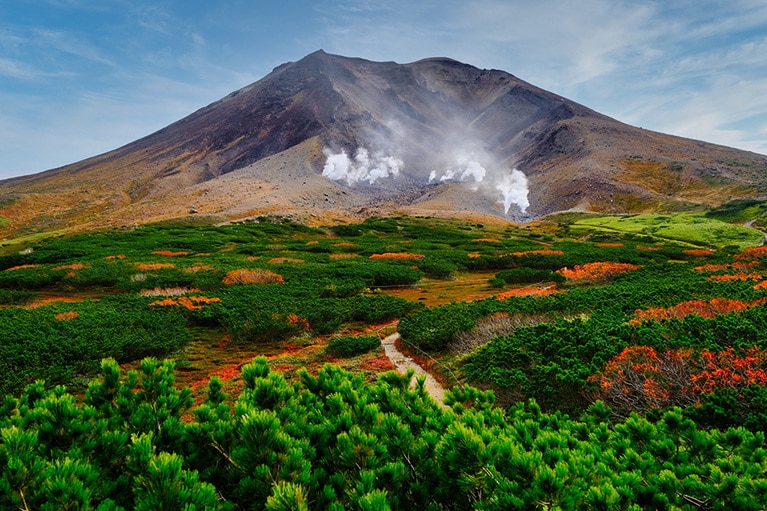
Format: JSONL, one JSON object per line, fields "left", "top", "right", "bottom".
{"left": 1, "top": 51, "right": 766, "bottom": 239}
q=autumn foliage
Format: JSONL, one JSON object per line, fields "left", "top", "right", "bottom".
{"left": 496, "top": 286, "right": 558, "bottom": 300}
{"left": 369, "top": 252, "right": 425, "bottom": 260}
{"left": 503, "top": 249, "right": 564, "bottom": 257}
{"left": 708, "top": 273, "right": 763, "bottom": 282}
{"left": 588, "top": 345, "right": 767, "bottom": 414}
{"left": 53, "top": 263, "right": 90, "bottom": 271}
{"left": 5, "top": 264, "right": 41, "bottom": 271}
{"left": 694, "top": 261, "right": 759, "bottom": 272}
{"left": 152, "top": 250, "right": 190, "bottom": 257}
{"left": 683, "top": 249, "right": 714, "bottom": 257}
{"left": 631, "top": 297, "right": 767, "bottom": 324}
{"left": 222, "top": 268, "right": 284, "bottom": 285}
{"left": 149, "top": 295, "right": 221, "bottom": 311}
{"left": 54, "top": 311, "right": 79, "bottom": 321}
{"left": 135, "top": 263, "right": 175, "bottom": 270}
{"left": 268, "top": 257, "right": 305, "bottom": 264}
{"left": 735, "top": 246, "right": 767, "bottom": 259}
{"left": 556, "top": 261, "right": 640, "bottom": 281}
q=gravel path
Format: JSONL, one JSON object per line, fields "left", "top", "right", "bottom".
{"left": 381, "top": 333, "right": 448, "bottom": 409}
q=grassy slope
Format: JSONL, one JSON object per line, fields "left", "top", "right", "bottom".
{"left": 571, "top": 213, "right": 764, "bottom": 249}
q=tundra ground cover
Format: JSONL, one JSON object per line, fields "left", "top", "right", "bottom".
{"left": 2, "top": 214, "right": 767, "bottom": 507}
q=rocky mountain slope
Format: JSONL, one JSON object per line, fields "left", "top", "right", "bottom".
{"left": 1, "top": 50, "right": 766, "bottom": 239}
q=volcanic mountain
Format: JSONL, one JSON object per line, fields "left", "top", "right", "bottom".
{"left": 1, "top": 50, "right": 766, "bottom": 238}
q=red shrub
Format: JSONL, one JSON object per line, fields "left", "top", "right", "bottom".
{"left": 557, "top": 262, "right": 640, "bottom": 281}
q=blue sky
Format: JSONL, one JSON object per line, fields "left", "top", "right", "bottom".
{"left": 1, "top": 0, "right": 766, "bottom": 180}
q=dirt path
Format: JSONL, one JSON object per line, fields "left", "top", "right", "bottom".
{"left": 381, "top": 333, "right": 448, "bottom": 409}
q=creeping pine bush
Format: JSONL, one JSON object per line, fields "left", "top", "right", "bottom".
{"left": 326, "top": 335, "right": 381, "bottom": 358}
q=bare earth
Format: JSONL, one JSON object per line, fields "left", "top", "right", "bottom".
{"left": 381, "top": 333, "right": 448, "bottom": 409}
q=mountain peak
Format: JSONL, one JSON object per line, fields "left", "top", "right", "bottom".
{"left": 1, "top": 52, "right": 766, "bottom": 237}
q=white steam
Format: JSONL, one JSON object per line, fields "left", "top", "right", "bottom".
{"left": 495, "top": 169, "right": 529, "bottom": 214}
{"left": 431, "top": 154, "right": 486, "bottom": 183}
{"left": 322, "top": 147, "right": 403, "bottom": 185}
{"left": 322, "top": 145, "right": 530, "bottom": 216}
{"left": 430, "top": 153, "right": 529, "bottom": 214}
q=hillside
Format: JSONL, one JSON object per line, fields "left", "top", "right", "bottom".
{"left": 3, "top": 214, "right": 767, "bottom": 508}
{"left": 1, "top": 50, "right": 766, "bottom": 242}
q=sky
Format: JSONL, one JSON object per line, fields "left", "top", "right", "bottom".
{"left": 1, "top": 0, "right": 766, "bottom": 180}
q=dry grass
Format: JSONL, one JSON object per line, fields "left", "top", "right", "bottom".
{"left": 139, "top": 287, "right": 201, "bottom": 297}
{"left": 222, "top": 268, "right": 284, "bottom": 285}
{"left": 496, "top": 286, "right": 559, "bottom": 300}
{"left": 268, "top": 257, "right": 305, "bottom": 264}
{"left": 450, "top": 312, "right": 554, "bottom": 353}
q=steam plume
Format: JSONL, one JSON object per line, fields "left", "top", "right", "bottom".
{"left": 322, "top": 147, "right": 402, "bottom": 185}
{"left": 322, "top": 144, "right": 529, "bottom": 216}
{"left": 496, "top": 169, "right": 529, "bottom": 214}
{"left": 430, "top": 153, "right": 529, "bottom": 214}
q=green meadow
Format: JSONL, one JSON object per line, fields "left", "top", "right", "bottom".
{"left": 2, "top": 212, "right": 767, "bottom": 509}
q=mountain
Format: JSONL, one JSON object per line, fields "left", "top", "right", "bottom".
{"left": 1, "top": 50, "right": 766, "bottom": 239}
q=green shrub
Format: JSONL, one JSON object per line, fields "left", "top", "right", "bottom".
{"left": 495, "top": 268, "right": 565, "bottom": 284}
{"left": 326, "top": 335, "right": 380, "bottom": 358}
{"left": 417, "top": 258, "right": 457, "bottom": 279}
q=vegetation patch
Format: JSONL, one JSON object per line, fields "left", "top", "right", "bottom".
{"left": 325, "top": 335, "right": 381, "bottom": 358}
{"left": 572, "top": 213, "right": 763, "bottom": 248}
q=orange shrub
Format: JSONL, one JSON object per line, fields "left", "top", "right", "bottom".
{"left": 360, "top": 355, "right": 397, "bottom": 372}
{"left": 708, "top": 273, "right": 763, "bottom": 282}
{"left": 589, "top": 346, "right": 767, "bottom": 413}
{"left": 5, "top": 264, "right": 41, "bottom": 271}
{"left": 105, "top": 254, "right": 127, "bottom": 260}
{"left": 692, "top": 347, "right": 767, "bottom": 394}
{"left": 149, "top": 295, "right": 221, "bottom": 311}
{"left": 54, "top": 311, "right": 79, "bottom": 321}
{"left": 306, "top": 241, "right": 319, "bottom": 245}
{"left": 222, "top": 268, "right": 284, "bottom": 285}
{"left": 637, "top": 246, "right": 660, "bottom": 251}
{"left": 694, "top": 261, "right": 759, "bottom": 272}
{"left": 329, "top": 253, "right": 359, "bottom": 260}
{"left": 504, "top": 249, "right": 564, "bottom": 257}
{"left": 467, "top": 252, "right": 482, "bottom": 259}
{"left": 735, "top": 246, "right": 767, "bottom": 260}
{"left": 53, "top": 263, "right": 90, "bottom": 271}
{"left": 182, "top": 264, "right": 217, "bottom": 273}
{"left": 684, "top": 249, "right": 714, "bottom": 257}
{"left": 496, "top": 286, "right": 558, "bottom": 300}
{"left": 597, "top": 243, "right": 624, "bottom": 248}
{"left": 286, "top": 313, "right": 310, "bottom": 331}
{"left": 755, "top": 281, "right": 767, "bottom": 290}
{"left": 152, "top": 250, "right": 190, "bottom": 257}
{"left": 632, "top": 297, "right": 767, "bottom": 324}
{"left": 268, "top": 257, "right": 305, "bottom": 264}
{"left": 557, "top": 262, "right": 640, "bottom": 281}
{"left": 369, "top": 253, "right": 425, "bottom": 260}
{"left": 135, "top": 263, "right": 175, "bottom": 270}
{"left": 472, "top": 238, "right": 500, "bottom": 243}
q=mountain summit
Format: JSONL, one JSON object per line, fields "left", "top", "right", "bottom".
{"left": 1, "top": 51, "right": 766, "bottom": 236}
